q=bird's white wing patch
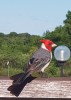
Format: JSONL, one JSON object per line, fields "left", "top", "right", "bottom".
{"left": 41, "top": 61, "right": 50, "bottom": 72}
{"left": 41, "top": 53, "right": 52, "bottom": 72}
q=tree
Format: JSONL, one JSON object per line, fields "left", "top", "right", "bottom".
{"left": 0, "top": 32, "right": 5, "bottom": 37}
{"left": 8, "top": 32, "right": 18, "bottom": 37}
{"left": 64, "top": 10, "right": 71, "bottom": 35}
{"left": 43, "top": 30, "right": 50, "bottom": 38}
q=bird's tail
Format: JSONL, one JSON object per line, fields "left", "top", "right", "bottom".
{"left": 13, "top": 71, "right": 31, "bottom": 85}
{"left": 10, "top": 73, "right": 25, "bottom": 83}
{"left": 7, "top": 71, "right": 31, "bottom": 96}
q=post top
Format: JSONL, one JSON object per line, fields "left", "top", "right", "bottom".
{"left": 54, "top": 45, "right": 70, "bottom": 61}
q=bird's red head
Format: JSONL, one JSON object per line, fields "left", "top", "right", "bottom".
{"left": 40, "top": 39, "right": 57, "bottom": 52}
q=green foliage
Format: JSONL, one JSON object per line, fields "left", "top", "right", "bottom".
{"left": 0, "top": 32, "right": 41, "bottom": 76}
{"left": 45, "top": 61, "right": 60, "bottom": 77}
{"left": 0, "top": 32, "right": 5, "bottom": 37}
{"left": 0, "top": 67, "right": 23, "bottom": 76}
{"left": 8, "top": 32, "right": 18, "bottom": 37}
{"left": 64, "top": 11, "right": 71, "bottom": 35}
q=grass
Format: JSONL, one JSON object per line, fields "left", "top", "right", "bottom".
{"left": 0, "top": 67, "right": 23, "bottom": 76}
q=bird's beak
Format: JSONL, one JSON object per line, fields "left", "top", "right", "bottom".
{"left": 52, "top": 43, "right": 57, "bottom": 47}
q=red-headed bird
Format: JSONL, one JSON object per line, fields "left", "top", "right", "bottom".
{"left": 8, "top": 39, "right": 57, "bottom": 96}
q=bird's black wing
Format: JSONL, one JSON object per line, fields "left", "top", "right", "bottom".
{"left": 25, "top": 48, "right": 51, "bottom": 72}
{"left": 27, "top": 56, "right": 51, "bottom": 72}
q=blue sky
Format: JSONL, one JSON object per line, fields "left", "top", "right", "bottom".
{"left": 0, "top": 0, "right": 71, "bottom": 36}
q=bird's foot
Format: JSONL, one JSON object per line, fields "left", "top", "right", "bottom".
{"left": 38, "top": 72, "right": 48, "bottom": 78}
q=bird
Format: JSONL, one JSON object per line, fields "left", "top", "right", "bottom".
{"left": 8, "top": 39, "right": 57, "bottom": 96}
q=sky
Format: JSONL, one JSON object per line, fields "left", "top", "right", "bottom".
{"left": 0, "top": 0, "right": 71, "bottom": 36}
